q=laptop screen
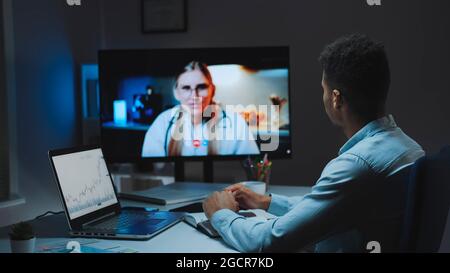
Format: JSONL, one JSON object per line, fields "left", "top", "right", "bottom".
{"left": 52, "top": 148, "right": 119, "bottom": 220}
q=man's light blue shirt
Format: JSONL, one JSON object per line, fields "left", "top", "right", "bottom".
{"left": 210, "top": 115, "right": 425, "bottom": 252}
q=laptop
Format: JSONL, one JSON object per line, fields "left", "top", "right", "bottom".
{"left": 48, "top": 146, "right": 185, "bottom": 240}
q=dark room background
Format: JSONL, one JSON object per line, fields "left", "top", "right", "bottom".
{"left": 1, "top": 0, "right": 449, "bottom": 227}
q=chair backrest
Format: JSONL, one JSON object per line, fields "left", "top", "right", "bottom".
{"left": 315, "top": 165, "right": 413, "bottom": 253}
{"left": 401, "top": 146, "right": 450, "bottom": 252}
{"left": 360, "top": 165, "right": 413, "bottom": 253}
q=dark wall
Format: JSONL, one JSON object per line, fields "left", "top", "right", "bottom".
{"left": 1, "top": 0, "right": 450, "bottom": 227}
{"left": 0, "top": 0, "right": 8, "bottom": 200}
{"left": 0, "top": 0, "right": 101, "bottom": 226}
{"left": 100, "top": 0, "right": 450, "bottom": 185}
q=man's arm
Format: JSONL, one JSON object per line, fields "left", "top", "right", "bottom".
{"left": 266, "top": 194, "right": 305, "bottom": 216}
{"left": 210, "top": 153, "right": 373, "bottom": 252}
{"left": 225, "top": 183, "right": 304, "bottom": 216}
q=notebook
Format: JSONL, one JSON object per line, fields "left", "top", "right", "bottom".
{"left": 183, "top": 210, "right": 274, "bottom": 238}
{"left": 184, "top": 213, "right": 220, "bottom": 238}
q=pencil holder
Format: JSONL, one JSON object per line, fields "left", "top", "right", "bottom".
{"left": 242, "top": 155, "right": 272, "bottom": 192}
{"left": 260, "top": 167, "right": 271, "bottom": 188}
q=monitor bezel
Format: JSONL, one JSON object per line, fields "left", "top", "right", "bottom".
{"left": 98, "top": 46, "right": 294, "bottom": 163}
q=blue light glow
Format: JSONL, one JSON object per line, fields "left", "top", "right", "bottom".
{"left": 114, "top": 100, "right": 127, "bottom": 125}
{"left": 81, "top": 64, "right": 99, "bottom": 118}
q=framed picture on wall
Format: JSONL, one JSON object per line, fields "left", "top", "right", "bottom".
{"left": 141, "top": 0, "right": 187, "bottom": 33}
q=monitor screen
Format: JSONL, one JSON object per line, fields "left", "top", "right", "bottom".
{"left": 99, "top": 47, "right": 291, "bottom": 161}
{"left": 52, "top": 148, "right": 118, "bottom": 220}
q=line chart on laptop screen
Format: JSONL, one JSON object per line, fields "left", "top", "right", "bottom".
{"left": 52, "top": 149, "right": 118, "bottom": 219}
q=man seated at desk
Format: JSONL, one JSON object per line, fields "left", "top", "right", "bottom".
{"left": 202, "top": 34, "right": 425, "bottom": 253}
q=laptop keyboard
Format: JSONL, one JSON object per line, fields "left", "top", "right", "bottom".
{"left": 89, "top": 211, "right": 162, "bottom": 231}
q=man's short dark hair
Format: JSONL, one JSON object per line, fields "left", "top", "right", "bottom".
{"left": 319, "top": 34, "right": 391, "bottom": 121}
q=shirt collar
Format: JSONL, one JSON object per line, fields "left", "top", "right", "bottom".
{"left": 339, "top": 114, "right": 397, "bottom": 155}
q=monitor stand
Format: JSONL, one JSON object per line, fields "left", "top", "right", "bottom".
{"left": 174, "top": 159, "right": 214, "bottom": 183}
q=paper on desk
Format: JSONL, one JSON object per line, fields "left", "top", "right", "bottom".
{"left": 85, "top": 240, "right": 139, "bottom": 253}
{"left": 37, "top": 238, "right": 139, "bottom": 253}
{"left": 37, "top": 238, "right": 100, "bottom": 252}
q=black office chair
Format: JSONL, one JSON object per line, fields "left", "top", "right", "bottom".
{"left": 401, "top": 146, "right": 450, "bottom": 252}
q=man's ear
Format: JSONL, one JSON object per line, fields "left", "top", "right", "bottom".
{"left": 332, "top": 89, "right": 343, "bottom": 109}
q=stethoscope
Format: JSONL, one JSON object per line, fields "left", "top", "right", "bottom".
{"left": 164, "top": 106, "right": 231, "bottom": 156}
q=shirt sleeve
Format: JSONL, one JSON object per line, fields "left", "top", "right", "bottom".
{"left": 267, "top": 194, "right": 305, "bottom": 216}
{"left": 210, "top": 153, "right": 374, "bottom": 253}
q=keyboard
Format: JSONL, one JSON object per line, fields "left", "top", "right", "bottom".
{"left": 88, "top": 211, "right": 163, "bottom": 231}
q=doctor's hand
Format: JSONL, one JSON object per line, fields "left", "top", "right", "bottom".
{"left": 225, "top": 183, "right": 272, "bottom": 211}
{"left": 203, "top": 191, "right": 239, "bottom": 219}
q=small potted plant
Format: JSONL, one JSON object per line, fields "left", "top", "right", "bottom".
{"left": 9, "top": 222, "right": 36, "bottom": 253}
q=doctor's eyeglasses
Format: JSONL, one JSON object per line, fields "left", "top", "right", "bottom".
{"left": 177, "top": 83, "right": 211, "bottom": 98}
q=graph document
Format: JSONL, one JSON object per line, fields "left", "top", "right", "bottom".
{"left": 52, "top": 149, "right": 118, "bottom": 219}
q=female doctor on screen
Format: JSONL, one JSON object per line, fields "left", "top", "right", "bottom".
{"left": 141, "top": 61, "right": 260, "bottom": 157}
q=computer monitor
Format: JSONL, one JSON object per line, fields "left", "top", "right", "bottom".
{"left": 99, "top": 47, "right": 292, "bottom": 162}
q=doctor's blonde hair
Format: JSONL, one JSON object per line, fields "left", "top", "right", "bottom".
{"left": 169, "top": 61, "right": 219, "bottom": 156}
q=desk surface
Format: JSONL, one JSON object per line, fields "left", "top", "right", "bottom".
{"left": 0, "top": 185, "right": 311, "bottom": 253}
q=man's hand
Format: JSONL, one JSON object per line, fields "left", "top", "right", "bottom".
{"left": 226, "top": 183, "right": 272, "bottom": 211}
{"left": 203, "top": 191, "right": 239, "bottom": 219}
